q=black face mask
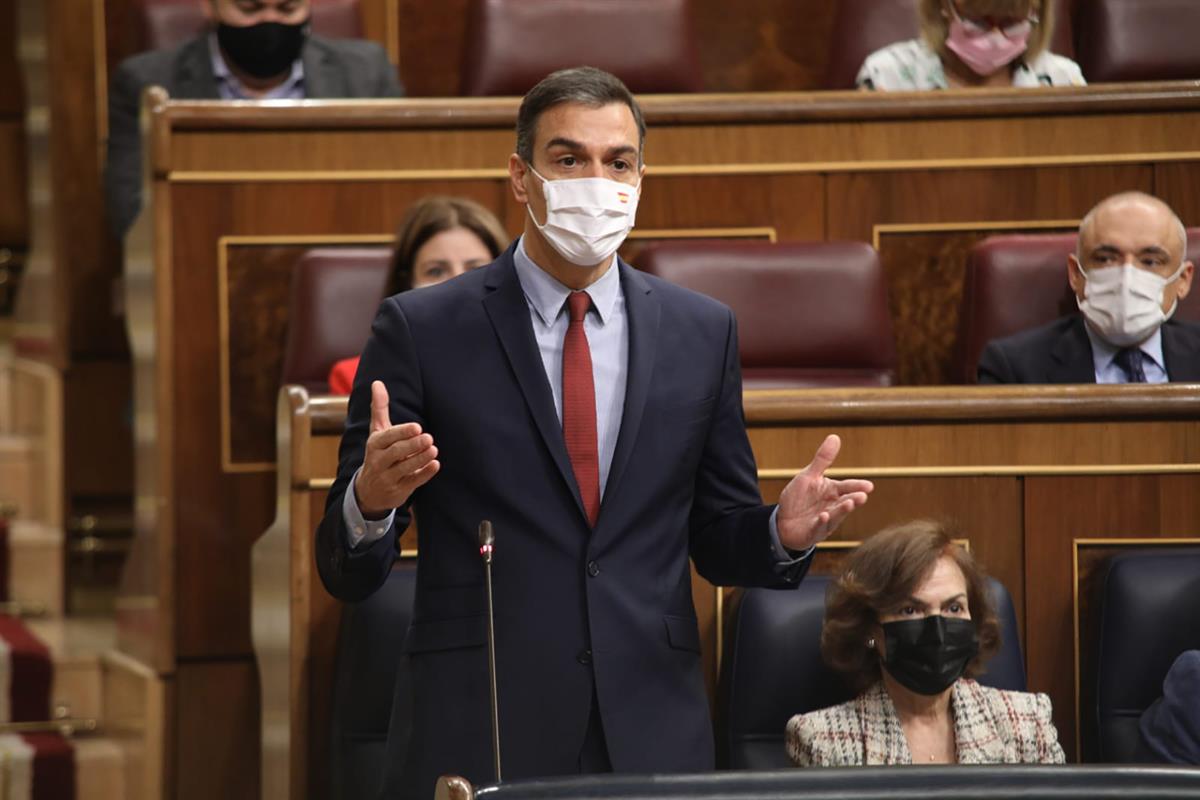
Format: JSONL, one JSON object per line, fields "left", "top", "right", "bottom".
{"left": 882, "top": 615, "right": 979, "bottom": 696}
{"left": 216, "top": 18, "right": 309, "bottom": 80}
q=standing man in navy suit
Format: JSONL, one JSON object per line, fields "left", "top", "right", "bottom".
{"left": 316, "top": 67, "right": 873, "bottom": 799}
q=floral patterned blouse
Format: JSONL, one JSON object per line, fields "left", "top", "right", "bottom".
{"left": 857, "top": 39, "right": 1086, "bottom": 91}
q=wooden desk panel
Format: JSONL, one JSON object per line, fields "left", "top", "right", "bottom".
{"left": 126, "top": 87, "right": 1200, "bottom": 794}
{"left": 255, "top": 385, "right": 1200, "bottom": 800}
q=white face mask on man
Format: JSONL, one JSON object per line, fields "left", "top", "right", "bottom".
{"left": 526, "top": 165, "right": 640, "bottom": 267}
{"left": 1077, "top": 260, "right": 1187, "bottom": 347}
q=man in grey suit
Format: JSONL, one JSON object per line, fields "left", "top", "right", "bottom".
{"left": 104, "top": 0, "right": 403, "bottom": 237}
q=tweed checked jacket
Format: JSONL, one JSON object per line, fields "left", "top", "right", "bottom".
{"left": 786, "top": 679, "right": 1065, "bottom": 766}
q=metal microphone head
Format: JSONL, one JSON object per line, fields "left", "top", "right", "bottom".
{"left": 478, "top": 520, "right": 494, "bottom": 563}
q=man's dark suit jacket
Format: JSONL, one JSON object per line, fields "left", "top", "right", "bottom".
{"left": 316, "top": 244, "right": 808, "bottom": 798}
{"left": 977, "top": 315, "right": 1200, "bottom": 383}
{"left": 104, "top": 33, "right": 402, "bottom": 236}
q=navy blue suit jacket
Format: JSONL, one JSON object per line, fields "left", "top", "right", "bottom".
{"left": 977, "top": 315, "right": 1200, "bottom": 384}
{"left": 316, "top": 245, "right": 808, "bottom": 797}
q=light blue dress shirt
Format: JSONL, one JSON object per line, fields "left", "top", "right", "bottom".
{"left": 344, "top": 238, "right": 805, "bottom": 563}
{"left": 209, "top": 34, "right": 306, "bottom": 100}
{"left": 1084, "top": 324, "right": 1169, "bottom": 384}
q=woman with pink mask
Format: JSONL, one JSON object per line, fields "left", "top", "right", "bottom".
{"left": 857, "top": 0, "right": 1084, "bottom": 91}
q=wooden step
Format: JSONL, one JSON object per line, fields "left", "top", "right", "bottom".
{"left": 74, "top": 736, "right": 126, "bottom": 800}
{"left": 0, "top": 435, "right": 36, "bottom": 521}
{"left": 7, "top": 521, "right": 63, "bottom": 616}
{"left": 25, "top": 617, "right": 113, "bottom": 723}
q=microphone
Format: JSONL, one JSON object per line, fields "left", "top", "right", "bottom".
{"left": 478, "top": 520, "right": 501, "bottom": 782}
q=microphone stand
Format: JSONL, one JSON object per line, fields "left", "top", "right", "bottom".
{"left": 478, "top": 521, "right": 501, "bottom": 782}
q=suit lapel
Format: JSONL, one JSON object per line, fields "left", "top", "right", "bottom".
{"left": 481, "top": 250, "right": 588, "bottom": 522}
{"left": 301, "top": 37, "right": 343, "bottom": 98}
{"left": 598, "top": 262, "right": 658, "bottom": 524}
{"left": 174, "top": 36, "right": 221, "bottom": 99}
{"left": 1161, "top": 321, "right": 1200, "bottom": 381}
{"left": 1050, "top": 316, "right": 1098, "bottom": 383}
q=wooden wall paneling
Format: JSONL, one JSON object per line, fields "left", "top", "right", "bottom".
{"left": 396, "top": 0, "right": 471, "bottom": 96}
{"left": 1154, "top": 162, "right": 1200, "bottom": 226}
{"left": 635, "top": 174, "right": 825, "bottom": 242}
{"left": 358, "top": 0, "right": 400, "bottom": 67}
{"left": 47, "top": 0, "right": 126, "bottom": 358}
{"left": 829, "top": 165, "right": 1153, "bottom": 383}
{"left": 692, "top": 0, "right": 837, "bottom": 92}
{"left": 174, "top": 660, "right": 259, "bottom": 800}
{"left": 0, "top": 0, "right": 29, "bottom": 316}
{"left": 1023, "top": 474, "right": 1200, "bottom": 762}
{"left": 137, "top": 91, "right": 1200, "bottom": 794}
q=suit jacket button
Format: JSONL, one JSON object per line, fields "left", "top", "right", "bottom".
{"left": 586, "top": 560, "right": 600, "bottom": 577}
{"left": 577, "top": 649, "right": 592, "bottom": 665}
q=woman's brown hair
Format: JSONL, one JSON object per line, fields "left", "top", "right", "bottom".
{"left": 917, "top": 0, "right": 1055, "bottom": 61}
{"left": 821, "top": 519, "right": 1002, "bottom": 691}
{"left": 385, "top": 196, "right": 510, "bottom": 296}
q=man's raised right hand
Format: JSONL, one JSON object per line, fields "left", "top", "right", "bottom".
{"left": 354, "top": 380, "right": 441, "bottom": 519}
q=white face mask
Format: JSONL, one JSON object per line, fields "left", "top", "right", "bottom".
{"left": 526, "top": 165, "right": 640, "bottom": 267}
{"left": 1077, "top": 260, "right": 1187, "bottom": 347}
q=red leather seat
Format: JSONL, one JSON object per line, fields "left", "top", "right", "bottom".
{"left": 823, "top": 0, "right": 1074, "bottom": 90}
{"left": 133, "top": 0, "right": 363, "bottom": 52}
{"left": 823, "top": 0, "right": 919, "bottom": 90}
{"left": 460, "top": 0, "right": 703, "bottom": 96}
{"left": 280, "top": 247, "right": 391, "bottom": 391}
{"left": 634, "top": 241, "right": 897, "bottom": 389}
{"left": 1075, "top": 0, "right": 1200, "bottom": 82}
{"left": 954, "top": 230, "right": 1200, "bottom": 383}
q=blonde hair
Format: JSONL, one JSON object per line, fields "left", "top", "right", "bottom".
{"left": 917, "top": 0, "right": 1056, "bottom": 61}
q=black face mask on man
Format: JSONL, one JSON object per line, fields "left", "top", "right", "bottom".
{"left": 881, "top": 614, "right": 979, "bottom": 696}
{"left": 216, "top": 17, "right": 309, "bottom": 80}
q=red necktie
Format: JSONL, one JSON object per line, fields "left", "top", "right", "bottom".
{"left": 562, "top": 291, "right": 600, "bottom": 526}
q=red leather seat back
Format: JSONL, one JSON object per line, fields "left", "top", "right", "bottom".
{"left": 823, "top": 0, "right": 1073, "bottom": 90}
{"left": 955, "top": 229, "right": 1200, "bottom": 383}
{"left": 460, "top": 0, "right": 703, "bottom": 96}
{"left": 135, "top": 0, "right": 363, "bottom": 52}
{"left": 280, "top": 247, "right": 391, "bottom": 391}
{"left": 634, "top": 241, "right": 897, "bottom": 388}
{"left": 823, "top": 0, "right": 919, "bottom": 90}
{"left": 1075, "top": 0, "right": 1200, "bottom": 82}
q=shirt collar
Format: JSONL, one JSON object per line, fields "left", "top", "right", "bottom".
{"left": 513, "top": 236, "right": 621, "bottom": 327}
{"left": 1084, "top": 319, "right": 1166, "bottom": 373}
{"left": 208, "top": 32, "right": 305, "bottom": 100}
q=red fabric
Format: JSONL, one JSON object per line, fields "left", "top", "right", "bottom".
{"left": 24, "top": 733, "right": 75, "bottom": 800}
{"left": 329, "top": 356, "right": 359, "bottom": 396}
{"left": 0, "top": 615, "right": 52, "bottom": 721}
{"left": 562, "top": 292, "right": 599, "bottom": 527}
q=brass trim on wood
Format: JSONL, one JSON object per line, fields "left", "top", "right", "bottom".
{"left": 165, "top": 151, "right": 1200, "bottom": 185}
{"left": 154, "top": 82, "right": 1200, "bottom": 130}
{"left": 628, "top": 227, "right": 777, "bottom": 242}
{"left": 171, "top": 169, "right": 511, "bottom": 183}
{"left": 1071, "top": 537, "right": 1200, "bottom": 762}
{"left": 759, "top": 465, "right": 1200, "bottom": 480}
{"left": 872, "top": 219, "right": 1079, "bottom": 251}
{"left": 742, "top": 384, "right": 1200, "bottom": 423}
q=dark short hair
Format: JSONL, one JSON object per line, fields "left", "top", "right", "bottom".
{"left": 821, "top": 519, "right": 1002, "bottom": 692}
{"left": 515, "top": 66, "right": 646, "bottom": 166}
{"left": 385, "top": 196, "right": 509, "bottom": 295}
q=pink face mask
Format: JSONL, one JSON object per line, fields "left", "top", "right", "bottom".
{"left": 945, "top": 18, "right": 1031, "bottom": 77}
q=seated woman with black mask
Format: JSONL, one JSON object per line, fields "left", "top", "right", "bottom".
{"left": 786, "top": 520, "right": 1064, "bottom": 766}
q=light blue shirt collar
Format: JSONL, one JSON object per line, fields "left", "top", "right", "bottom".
{"left": 208, "top": 32, "right": 305, "bottom": 100}
{"left": 1084, "top": 321, "right": 1166, "bottom": 376}
{"left": 513, "top": 236, "right": 621, "bottom": 328}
